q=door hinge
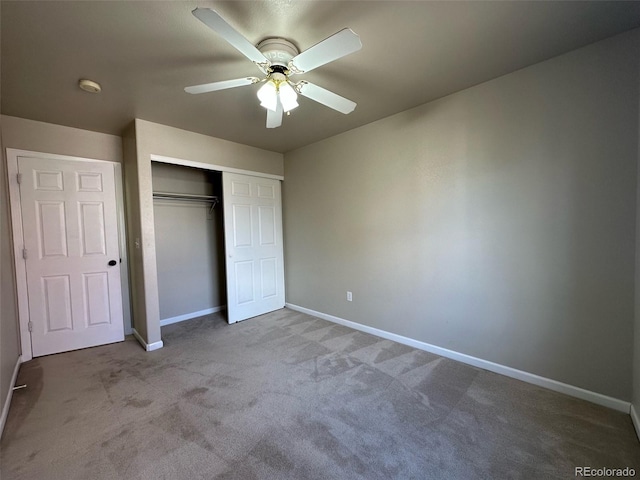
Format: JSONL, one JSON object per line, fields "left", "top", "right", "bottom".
{"left": 22, "top": 248, "right": 28, "bottom": 260}
{"left": 28, "top": 321, "right": 33, "bottom": 332}
{"left": 16, "top": 173, "right": 22, "bottom": 184}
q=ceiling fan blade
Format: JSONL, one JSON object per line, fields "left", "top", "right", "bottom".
{"left": 298, "top": 82, "right": 357, "bottom": 114}
{"left": 266, "top": 99, "right": 284, "bottom": 128}
{"left": 289, "top": 28, "right": 362, "bottom": 74}
{"left": 192, "top": 8, "right": 268, "bottom": 66}
{"left": 185, "top": 77, "right": 258, "bottom": 94}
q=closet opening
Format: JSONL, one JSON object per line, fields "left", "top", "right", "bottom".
{"left": 151, "top": 162, "right": 227, "bottom": 326}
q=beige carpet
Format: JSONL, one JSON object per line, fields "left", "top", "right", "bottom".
{"left": 1, "top": 308, "right": 639, "bottom": 479}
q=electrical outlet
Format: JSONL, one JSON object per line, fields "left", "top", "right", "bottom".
{"left": 347, "top": 291, "right": 353, "bottom": 302}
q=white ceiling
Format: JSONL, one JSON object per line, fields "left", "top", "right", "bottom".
{"left": 2, "top": 1, "right": 640, "bottom": 153}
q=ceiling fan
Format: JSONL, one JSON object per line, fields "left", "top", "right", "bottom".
{"left": 184, "top": 8, "right": 362, "bottom": 128}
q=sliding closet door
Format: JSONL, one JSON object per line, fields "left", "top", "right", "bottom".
{"left": 222, "top": 172, "right": 285, "bottom": 323}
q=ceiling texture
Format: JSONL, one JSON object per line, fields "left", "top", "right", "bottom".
{"left": 2, "top": 1, "right": 640, "bottom": 153}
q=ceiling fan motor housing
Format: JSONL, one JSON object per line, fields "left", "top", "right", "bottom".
{"left": 256, "top": 38, "right": 299, "bottom": 67}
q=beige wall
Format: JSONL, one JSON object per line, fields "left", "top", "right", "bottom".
{"left": 135, "top": 120, "right": 283, "bottom": 176}
{"left": 1, "top": 116, "right": 122, "bottom": 162}
{"left": 634, "top": 72, "right": 640, "bottom": 429}
{"left": 0, "top": 117, "right": 21, "bottom": 433}
{"left": 122, "top": 122, "right": 146, "bottom": 340}
{"left": 129, "top": 119, "right": 283, "bottom": 345}
{"left": 284, "top": 30, "right": 640, "bottom": 400}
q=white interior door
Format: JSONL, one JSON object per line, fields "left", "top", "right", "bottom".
{"left": 223, "top": 172, "right": 285, "bottom": 323}
{"left": 18, "top": 156, "right": 124, "bottom": 357}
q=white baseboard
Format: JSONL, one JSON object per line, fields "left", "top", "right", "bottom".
{"left": 631, "top": 404, "right": 640, "bottom": 442}
{"left": 160, "top": 306, "right": 226, "bottom": 327}
{"left": 286, "top": 303, "right": 631, "bottom": 414}
{"left": 132, "top": 328, "right": 164, "bottom": 352}
{"left": 0, "top": 355, "right": 22, "bottom": 439}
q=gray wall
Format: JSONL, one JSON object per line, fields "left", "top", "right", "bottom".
{"left": 283, "top": 30, "right": 640, "bottom": 401}
{"left": 0, "top": 117, "right": 21, "bottom": 433}
{"left": 152, "top": 163, "right": 225, "bottom": 320}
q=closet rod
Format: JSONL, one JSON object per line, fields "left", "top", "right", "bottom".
{"left": 153, "top": 192, "right": 219, "bottom": 213}
{"left": 152, "top": 191, "right": 218, "bottom": 201}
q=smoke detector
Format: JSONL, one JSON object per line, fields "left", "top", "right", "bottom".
{"left": 78, "top": 79, "right": 101, "bottom": 93}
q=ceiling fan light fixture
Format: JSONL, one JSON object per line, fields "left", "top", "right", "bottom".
{"left": 257, "top": 76, "right": 298, "bottom": 113}
{"left": 257, "top": 80, "right": 278, "bottom": 111}
{"left": 279, "top": 82, "right": 298, "bottom": 113}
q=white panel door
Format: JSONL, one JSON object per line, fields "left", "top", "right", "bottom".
{"left": 223, "top": 172, "right": 285, "bottom": 323}
{"left": 18, "top": 156, "right": 124, "bottom": 357}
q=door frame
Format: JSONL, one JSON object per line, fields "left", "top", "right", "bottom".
{"left": 148, "top": 154, "right": 284, "bottom": 329}
{"left": 150, "top": 154, "right": 284, "bottom": 180}
{"left": 6, "top": 148, "right": 132, "bottom": 362}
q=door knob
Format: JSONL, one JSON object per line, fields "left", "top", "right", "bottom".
{"left": 108, "top": 260, "right": 117, "bottom": 266}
